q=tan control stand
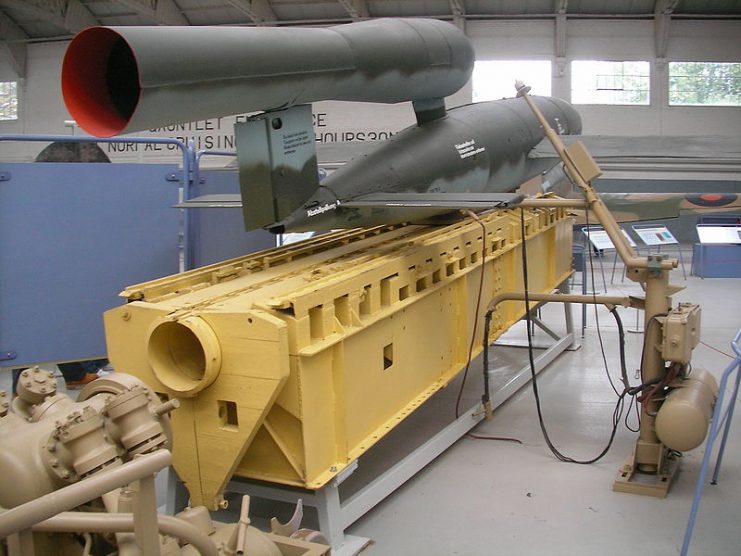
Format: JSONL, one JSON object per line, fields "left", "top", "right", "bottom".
{"left": 515, "top": 81, "right": 687, "bottom": 497}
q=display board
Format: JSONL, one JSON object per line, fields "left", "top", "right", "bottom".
{"left": 582, "top": 227, "right": 637, "bottom": 250}
{"left": 632, "top": 224, "right": 678, "bottom": 246}
{"left": 696, "top": 224, "right": 741, "bottom": 245}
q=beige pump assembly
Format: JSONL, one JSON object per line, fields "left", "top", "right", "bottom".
{"left": 0, "top": 368, "right": 329, "bottom": 556}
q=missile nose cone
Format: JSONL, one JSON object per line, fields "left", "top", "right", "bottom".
{"left": 62, "top": 27, "right": 140, "bottom": 137}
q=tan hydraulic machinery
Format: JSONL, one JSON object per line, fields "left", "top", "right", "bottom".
{"left": 0, "top": 368, "right": 330, "bottom": 555}
{"left": 515, "top": 82, "right": 717, "bottom": 496}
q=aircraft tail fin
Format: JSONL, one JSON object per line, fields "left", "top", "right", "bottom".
{"left": 571, "top": 192, "right": 741, "bottom": 224}
{"left": 236, "top": 105, "right": 320, "bottom": 231}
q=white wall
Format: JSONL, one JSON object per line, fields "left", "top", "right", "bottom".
{"left": 1, "top": 19, "right": 740, "bottom": 163}
{"left": 468, "top": 19, "right": 741, "bottom": 136}
{"left": 0, "top": 42, "right": 73, "bottom": 162}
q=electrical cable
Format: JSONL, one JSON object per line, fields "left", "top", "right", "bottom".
{"left": 584, "top": 209, "right": 621, "bottom": 397}
{"left": 636, "top": 314, "right": 669, "bottom": 399}
{"left": 638, "top": 361, "right": 684, "bottom": 408}
{"left": 520, "top": 208, "right": 627, "bottom": 465}
{"left": 623, "top": 394, "right": 640, "bottom": 433}
{"left": 454, "top": 210, "right": 489, "bottom": 419}
{"left": 482, "top": 310, "right": 492, "bottom": 411}
{"left": 454, "top": 208, "right": 525, "bottom": 444}
{"left": 633, "top": 390, "right": 642, "bottom": 426}
{"left": 467, "top": 433, "right": 523, "bottom": 444}
{"left": 610, "top": 305, "right": 631, "bottom": 390}
{"left": 699, "top": 340, "right": 736, "bottom": 359}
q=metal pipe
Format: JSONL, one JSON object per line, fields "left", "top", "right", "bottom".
{"left": 102, "top": 491, "right": 140, "bottom": 556}
{"left": 153, "top": 398, "right": 181, "bottom": 417}
{"left": 196, "top": 150, "right": 237, "bottom": 165}
{"left": 193, "top": 149, "right": 237, "bottom": 191}
{"left": 486, "top": 291, "right": 633, "bottom": 314}
{"left": 637, "top": 271, "right": 672, "bottom": 466}
{"left": 133, "top": 476, "right": 160, "bottom": 556}
{"left": 518, "top": 198, "right": 588, "bottom": 209}
{"left": 6, "top": 529, "right": 34, "bottom": 556}
{"left": 0, "top": 134, "right": 188, "bottom": 170}
{"left": 482, "top": 290, "right": 632, "bottom": 419}
{"left": 62, "top": 18, "right": 474, "bottom": 137}
{"left": 31, "top": 512, "right": 219, "bottom": 556}
{"left": 0, "top": 450, "right": 171, "bottom": 539}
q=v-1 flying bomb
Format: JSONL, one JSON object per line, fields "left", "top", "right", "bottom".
{"left": 62, "top": 18, "right": 580, "bottom": 233}
{"left": 268, "top": 96, "right": 580, "bottom": 233}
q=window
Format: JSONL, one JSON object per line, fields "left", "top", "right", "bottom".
{"left": 669, "top": 62, "right": 741, "bottom": 106}
{"left": 0, "top": 81, "right": 18, "bottom": 120}
{"left": 571, "top": 61, "right": 650, "bottom": 105}
{"left": 472, "top": 60, "right": 551, "bottom": 102}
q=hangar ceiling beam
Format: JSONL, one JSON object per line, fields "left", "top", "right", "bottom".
{"left": 555, "top": 0, "right": 568, "bottom": 58}
{"left": 337, "top": 0, "right": 368, "bottom": 20}
{"left": 450, "top": 0, "right": 466, "bottom": 32}
{"left": 112, "top": 0, "right": 189, "bottom": 26}
{"left": 0, "top": 10, "right": 27, "bottom": 78}
{"left": 0, "top": 0, "right": 98, "bottom": 33}
{"left": 654, "top": 0, "right": 678, "bottom": 59}
{"left": 224, "top": 0, "right": 277, "bottom": 26}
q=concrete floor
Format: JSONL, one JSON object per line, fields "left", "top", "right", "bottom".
{"left": 340, "top": 269, "right": 741, "bottom": 556}
{"left": 2, "top": 260, "right": 740, "bottom": 556}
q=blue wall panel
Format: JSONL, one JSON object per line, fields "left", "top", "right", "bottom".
{"left": 0, "top": 163, "right": 181, "bottom": 368}
{"left": 192, "top": 169, "right": 276, "bottom": 267}
{"left": 692, "top": 244, "right": 741, "bottom": 278}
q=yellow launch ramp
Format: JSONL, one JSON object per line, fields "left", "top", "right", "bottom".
{"left": 104, "top": 207, "right": 572, "bottom": 509}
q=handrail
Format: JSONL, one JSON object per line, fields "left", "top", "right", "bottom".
{"left": 193, "top": 148, "right": 237, "bottom": 193}
{"left": 681, "top": 328, "right": 741, "bottom": 555}
{"left": 0, "top": 134, "right": 191, "bottom": 181}
{"left": 0, "top": 134, "right": 195, "bottom": 270}
{"left": 0, "top": 450, "right": 171, "bottom": 539}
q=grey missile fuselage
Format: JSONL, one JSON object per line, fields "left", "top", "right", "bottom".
{"left": 270, "top": 96, "right": 582, "bottom": 233}
{"left": 62, "top": 18, "right": 473, "bottom": 137}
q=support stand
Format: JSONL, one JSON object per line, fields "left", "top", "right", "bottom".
{"left": 224, "top": 298, "right": 575, "bottom": 555}
{"left": 612, "top": 447, "right": 680, "bottom": 498}
{"left": 514, "top": 81, "right": 683, "bottom": 499}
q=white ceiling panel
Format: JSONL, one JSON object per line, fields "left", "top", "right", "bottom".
{"left": 0, "top": 0, "right": 738, "bottom": 39}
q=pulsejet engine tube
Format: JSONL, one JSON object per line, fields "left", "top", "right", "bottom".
{"left": 62, "top": 18, "right": 475, "bottom": 137}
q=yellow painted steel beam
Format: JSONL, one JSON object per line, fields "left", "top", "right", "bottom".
{"left": 104, "top": 207, "right": 572, "bottom": 509}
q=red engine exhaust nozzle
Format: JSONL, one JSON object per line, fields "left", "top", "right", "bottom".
{"left": 62, "top": 27, "right": 140, "bottom": 138}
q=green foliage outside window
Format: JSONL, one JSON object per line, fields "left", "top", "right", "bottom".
{"left": 669, "top": 62, "right": 741, "bottom": 106}
{"left": 571, "top": 61, "right": 650, "bottom": 105}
